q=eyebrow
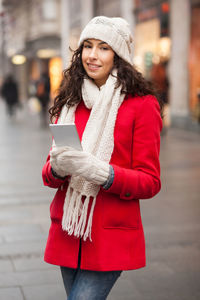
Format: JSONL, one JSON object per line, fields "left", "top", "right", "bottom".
{"left": 84, "top": 40, "right": 108, "bottom": 46}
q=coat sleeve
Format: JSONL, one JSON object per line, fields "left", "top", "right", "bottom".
{"left": 42, "top": 152, "right": 68, "bottom": 189}
{"left": 104, "top": 95, "right": 162, "bottom": 200}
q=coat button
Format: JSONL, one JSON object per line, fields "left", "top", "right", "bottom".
{"left": 125, "top": 192, "right": 131, "bottom": 197}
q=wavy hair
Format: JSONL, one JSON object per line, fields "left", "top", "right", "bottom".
{"left": 49, "top": 44, "right": 163, "bottom": 122}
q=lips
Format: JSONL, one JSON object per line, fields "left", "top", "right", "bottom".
{"left": 87, "top": 63, "right": 101, "bottom": 70}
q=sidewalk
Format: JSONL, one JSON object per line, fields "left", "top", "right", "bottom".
{"left": 0, "top": 99, "right": 199, "bottom": 300}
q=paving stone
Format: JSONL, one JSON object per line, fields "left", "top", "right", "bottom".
{"left": 0, "top": 268, "right": 61, "bottom": 287}
{"left": 4, "top": 232, "right": 47, "bottom": 243}
{"left": 0, "top": 259, "right": 14, "bottom": 272}
{"left": 108, "top": 274, "right": 141, "bottom": 300}
{"left": 0, "top": 203, "right": 50, "bottom": 227}
{"left": 0, "top": 208, "right": 32, "bottom": 221}
{"left": 0, "top": 287, "right": 24, "bottom": 300}
{"left": 149, "top": 246, "right": 200, "bottom": 273}
{"left": 0, "top": 194, "right": 51, "bottom": 206}
{"left": 0, "top": 224, "right": 42, "bottom": 237}
{"left": 12, "top": 256, "right": 54, "bottom": 272}
{"left": 0, "top": 240, "right": 45, "bottom": 258}
{"left": 23, "top": 283, "right": 66, "bottom": 300}
{"left": 121, "top": 264, "right": 200, "bottom": 300}
{"left": 0, "top": 272, "right": 19, "bottom": 287}
{"left": 40, "top": 222, "right": 51, "bottom": 233}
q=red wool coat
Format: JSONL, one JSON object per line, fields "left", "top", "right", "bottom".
{"left": 42, "top": 94, "right": 162, "bottom": 271}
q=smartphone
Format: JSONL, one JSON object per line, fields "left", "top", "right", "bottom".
{"left": 49, "top": 124, "right": 82, "bottom": 151}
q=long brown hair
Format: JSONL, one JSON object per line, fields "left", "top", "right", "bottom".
{"left": 49, "top": 44, "right": 163, "bottom": 122}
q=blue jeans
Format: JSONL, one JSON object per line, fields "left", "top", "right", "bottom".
{"left": 60, "top": 266, "right": 122, "bottom": 300}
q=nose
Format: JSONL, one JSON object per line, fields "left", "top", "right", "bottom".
{"left": 88, "top": 47, "right": 98, "bottom": 60}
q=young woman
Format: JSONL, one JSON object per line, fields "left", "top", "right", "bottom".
{"left": 42, "top": 16, "right": 163, "bottom": 300}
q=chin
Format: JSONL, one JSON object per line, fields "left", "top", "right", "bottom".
{"left": 87, "top": 72, "right": 100, "bottom": 81}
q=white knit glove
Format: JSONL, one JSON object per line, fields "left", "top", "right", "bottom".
{"left": 50, "top": 146, "right": 69, "bottom": 178}
{"left": 50, "top": 146, "right": 110, "bottom": 185}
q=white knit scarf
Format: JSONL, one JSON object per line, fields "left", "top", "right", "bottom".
{"left": 57, "top": 70, "right": 125, "bottom": 241}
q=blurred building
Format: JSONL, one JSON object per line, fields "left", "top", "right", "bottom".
{"left": 0, "top": 0, "right": 200, "bottom": 131}
{"left": 0, "top": 0, "right": 133, "bottom": 102}
{"left": 133, "top": 0, "right": 200, "bottom": 130}
{"left": 0, "top": 0, "right": 62, "bottom": 102}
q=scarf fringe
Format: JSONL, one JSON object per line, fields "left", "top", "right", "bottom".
{"left": 83, "top": 196, "right": 96, "bottom": 241}
{"left": 62, "top": 187, "right": 95, "bottom": 241}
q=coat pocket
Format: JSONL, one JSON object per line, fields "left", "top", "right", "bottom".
{"left": 101, "top": 193, "right": 140, "bottom": 229}
{"left": 50, "top": 187, "right": 67, "bottom": 222}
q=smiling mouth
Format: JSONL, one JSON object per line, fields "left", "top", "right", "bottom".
{"left": 87, "top": 63, "right": 101, "bottom": 70}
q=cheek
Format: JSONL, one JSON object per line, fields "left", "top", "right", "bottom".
{"left": 104, "top": 54, "right": 114, "bottom": 71}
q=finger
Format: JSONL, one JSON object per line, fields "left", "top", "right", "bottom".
{"left": 50, "top": 146, "right": 66, "bottom": 156}
{"left": 61, "top": 146, "right": 77, "bottom": 152}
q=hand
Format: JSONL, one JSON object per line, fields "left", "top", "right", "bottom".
{"left": 50, "top": 146, "right": 70, "bottom": 178}
{"left": 50, "top": 146, "right": 110, "bottom": 185}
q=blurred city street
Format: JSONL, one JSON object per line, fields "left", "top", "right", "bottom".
{"left": 0, "top": 0, "right": 200, "bottom": 299}
{"left": 0, "top": 99, "right": 199, "bottom": 300}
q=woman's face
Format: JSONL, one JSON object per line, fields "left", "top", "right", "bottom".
{"left": 82, "top": 39, "right": 115, "bottom": 88}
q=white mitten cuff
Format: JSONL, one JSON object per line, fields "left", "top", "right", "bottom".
{"left": 93, "top": 160, "right": 110, "bottom": 185}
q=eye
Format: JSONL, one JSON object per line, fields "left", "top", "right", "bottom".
{"left": 100, "top": 46, "right": 109, "bottom": 51}
{"left": 83, "top": 44, "right": 91, "bottom": 49}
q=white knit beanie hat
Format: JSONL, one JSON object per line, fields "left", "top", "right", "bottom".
{"left": 78, "top": 16, "right": 134, "bottom": 65}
